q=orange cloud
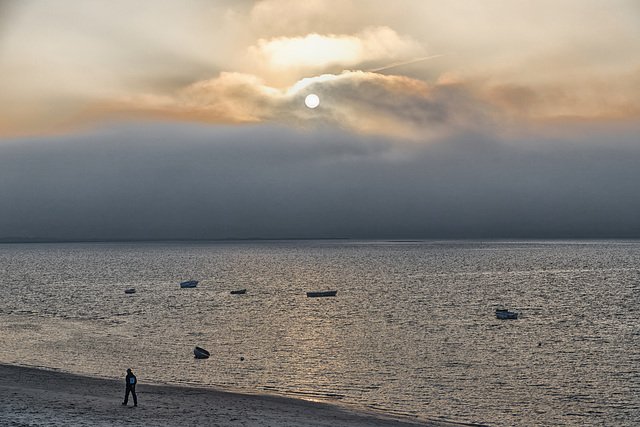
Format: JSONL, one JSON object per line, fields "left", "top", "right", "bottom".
{"left": 4, "top": 65, "right": 640, "bottom": 141}
{"left": 86, "top": 70, "right": 501, "bottom": 140}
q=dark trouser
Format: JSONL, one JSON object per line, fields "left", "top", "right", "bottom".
{"left": 123, "top": 384, "right": 137, "bottom": 405}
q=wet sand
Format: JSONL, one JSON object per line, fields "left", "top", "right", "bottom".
{"left": 0, "top": 364, "right": 475, "bottom": 426}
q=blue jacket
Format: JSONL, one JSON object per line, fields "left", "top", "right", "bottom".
{"left": 125, "top": 372, "right": 136, "bottom": 387}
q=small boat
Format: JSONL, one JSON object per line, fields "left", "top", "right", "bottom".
{"left": 230, "top": 289, "right": 246, "bottom": 294}
{"left": 307, "top": 290, "right": 337, "bottom": 297}
{"left": 495, "top": 309, "right": 518, "bottom": 319}
{"left": 124, "top": 288, "right": 136, "bottom": 294}
{"left": 194, "top": 346, "right": 210, "bottom": 359}
{"left": 180, "top": 280, "right": 198, "bottom": 288}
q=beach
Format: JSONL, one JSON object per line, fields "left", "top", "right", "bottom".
{"left": 0, "top": 364, "right": 470, "bottom": 427}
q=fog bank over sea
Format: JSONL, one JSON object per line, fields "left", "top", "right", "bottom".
{"left": 2, "top": 123, "right": 640, "bottom": 242}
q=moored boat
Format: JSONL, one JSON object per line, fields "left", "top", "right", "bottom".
{"left": 194, "top": 346, "right": 210, "bottom": 359}
{"left": 495, "top": 309, "right": 518, "bottom": 319}
{"left": 230, "top": 289, "right": 246, "bottom": 294}
{"left": 307, "top": 290, "right": 337, "bottom": 297}
{"left": 180, "top": 280, "right": 198, "bottom": 288}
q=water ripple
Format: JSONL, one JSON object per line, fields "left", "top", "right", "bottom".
{"left": 0, "top": 240, "right": 638, "bottom": 426}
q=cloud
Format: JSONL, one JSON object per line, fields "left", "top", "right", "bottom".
{"left": 480, "top": 69, "right": 640, "bottom": 120}
{"left": 96, "top": 72, "right": 283, "bottom": 126}
{"left": 1, "top": 0, "right": 639, "bottom": 138}
{"left": 248, "top": 0, "right": 358, "bottom": 37}
{"left": 10, "top": 62, "right": 640, "bottom": 141}
{"left": 247, "top": 26, "right": 425, "bottom": 77}
{"left": 72, "top": 61, "right": 640, "bottom": 143}
{"left": 288, "top": 72, "right": 500, "bottom": 137}
{"left": 93, "top": 70, "right": 502, "bottom": 140}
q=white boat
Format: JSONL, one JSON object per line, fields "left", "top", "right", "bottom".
{"left": 495, "top": 309, "right": 518, "bottom": 319}
{"left": 124, "top": 288, "right": 136, "bottom": 294}
{"left": 180, "top": 280, "right": 198, "bottom": 288}
{"left": 194, "top": 346, "right": 210, "bottom": 359}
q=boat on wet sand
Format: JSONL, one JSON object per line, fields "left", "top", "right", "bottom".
{"left": 495, "top": 309, "right": 518, "bottom": 319}
{"left": 307, "top": 290, "right": 337, "bottom": 297}
{"left": 180, "top": 280, "right": 198, "bottom": 288}
{"left": 194, "top": 346, "right": 210, "bottom": 359}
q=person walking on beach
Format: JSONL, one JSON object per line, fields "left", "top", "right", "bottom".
{"left": 123, "top": 368, "right": 137, "bottom": 406}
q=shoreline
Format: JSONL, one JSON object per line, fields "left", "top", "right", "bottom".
{"left": 0, "top": 364, "right": 476, "bottom": 426}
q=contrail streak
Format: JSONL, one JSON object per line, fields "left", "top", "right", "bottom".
{"left": 367, "top": 53, "right": 456, "bottom": 73}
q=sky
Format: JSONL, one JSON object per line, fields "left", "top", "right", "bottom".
{"left": 1, "top": 0, "right": 639, "bottom": 240}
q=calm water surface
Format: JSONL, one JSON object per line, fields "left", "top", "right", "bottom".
{"left": 0, "top": 240, "right": 638, "bottom": 426}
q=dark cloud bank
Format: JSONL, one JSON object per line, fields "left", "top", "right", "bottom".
{"left": 1, "top": 122, "right": 639, "bottom": 241}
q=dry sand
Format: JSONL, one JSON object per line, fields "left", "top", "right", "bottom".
{"left": 0, "top": 364, "right": 477, "bottom": 426}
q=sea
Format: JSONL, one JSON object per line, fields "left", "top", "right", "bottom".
{"left": 0, "top": 240, "right": 638, "bottom": 426}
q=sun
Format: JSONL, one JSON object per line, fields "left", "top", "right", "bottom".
{"left": 304, "top": 93, "right": 320, "bottom": 109}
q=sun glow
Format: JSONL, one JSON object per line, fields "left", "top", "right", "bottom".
{"left": 304, "top": 93, "right": 320, "bottom": 108}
